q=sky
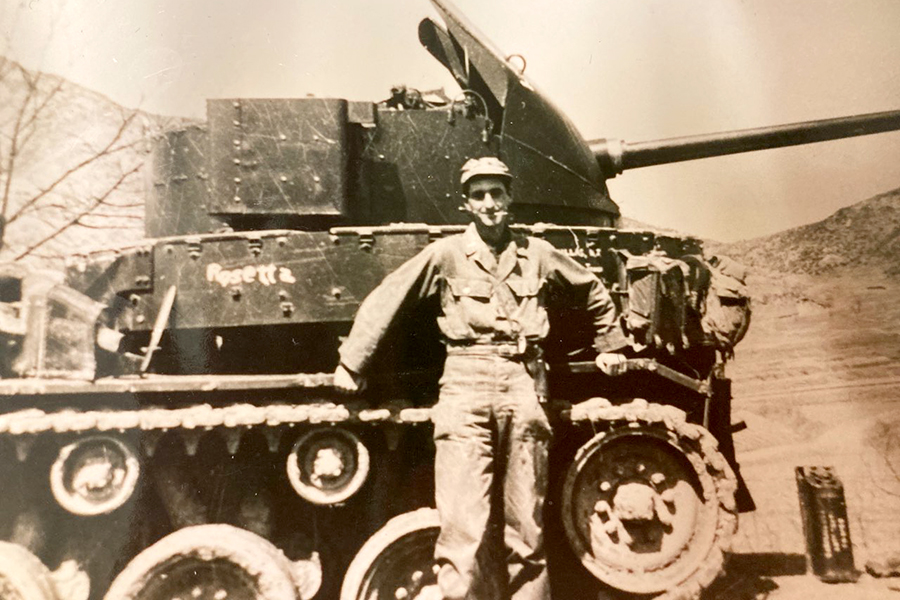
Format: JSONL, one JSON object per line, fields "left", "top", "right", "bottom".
{"left": 3, "top": 0, "right": 900, "bottom": 241}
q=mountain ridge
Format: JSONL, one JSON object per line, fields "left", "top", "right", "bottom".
{"left": 718, "top": 187, "right": 900, "bottom": 277}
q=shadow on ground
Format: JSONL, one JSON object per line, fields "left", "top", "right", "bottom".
{"left": 703, "top": 553, "right": 807, "bottom": 599}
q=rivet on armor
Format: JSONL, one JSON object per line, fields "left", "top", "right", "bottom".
{"left": 331, "top": 288, "right": 342, "bottom": 299}
{"left": 232, "top": 120, "right": 240, "bottom": 126}
{"left": 234, "top": 196, "right": 241, "bottom": 203}
{"left": 313, "top": 134, "right": 320, "bottom": 141}
{"left": 233, "top": 158, "right": 241, "bottom": 165}
{"left": 232, "top": 101, "right": 240, "bottom": 108}
{"left": 600, "top": 481, "right": 612, "bottom": 492}
{"left": 313, "top": 175, "right": 321, "bottom": 183}
{"left": 280, "top": 175, "right": 288, "bottom": 182}
{"left": 234, "top": 177, "right": 241, "bottom": 184}
{"left": 135, "top": 315, "right": 146, "bottom": 324}
{"left": 233, "top": 139, "right": 240, "bottom": 146}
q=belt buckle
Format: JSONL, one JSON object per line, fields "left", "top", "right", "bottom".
{"left": 500, "top": 344, "right": 518, "bottom": 358}
{"left": 494, "top": 339, "right": 525, "bottom": 358}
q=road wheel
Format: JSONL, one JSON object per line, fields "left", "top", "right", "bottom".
{"left": 286, "top": 427, "right": 370, "bottom": 505}
{"left": 50, "top": 434, "right": 140, "bottom": 516}
{"left": 0, "top": 542, "right": 59, "bottom": 600}
{"left": 341, "top": 508, "right": 441, "bottom": 600}
{"left": 562, "top": 399, "right": 737, "bottom": 599}
{"left": 104, "top": 524, "right": 300, "bottom": 600}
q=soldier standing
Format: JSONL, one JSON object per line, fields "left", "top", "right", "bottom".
{"left": 334, "top": 157, "right": 624, "bottom": 600}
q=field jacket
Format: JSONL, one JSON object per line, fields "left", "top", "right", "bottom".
{"left": 339, "top": 223, "right": 620, "bottom": 374}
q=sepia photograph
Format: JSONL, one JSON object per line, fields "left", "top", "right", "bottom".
{"left": 1, "top": 1, "right": 899, "bottom": 599}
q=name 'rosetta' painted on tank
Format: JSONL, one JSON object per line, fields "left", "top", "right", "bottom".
{"left": 206, "top": 263, "right": 297, "bottom": 288}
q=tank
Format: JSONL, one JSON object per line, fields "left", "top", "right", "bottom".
{"left": 1, "top": 1, "right": 899, "bottom": 599}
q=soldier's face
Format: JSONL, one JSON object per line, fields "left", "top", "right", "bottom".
{"left": 464, "top": 177, "right": 512, "bottom": 231}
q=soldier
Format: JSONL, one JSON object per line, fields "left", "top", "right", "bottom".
{"left": 334, "top": 157, "right": 624, "bottom": 600}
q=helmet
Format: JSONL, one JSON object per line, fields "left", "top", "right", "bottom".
{"left": 459, "top": 157, "right": 512, "bottom": 188}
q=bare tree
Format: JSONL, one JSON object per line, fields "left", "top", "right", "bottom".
{"left": 0, "top": 1, "right": 152, "bottom": 265}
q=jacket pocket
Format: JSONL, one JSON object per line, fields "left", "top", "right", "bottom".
{"left": 446, "top": 278, "right": 492, "bottom": 299}
{"left": 506, "top": 278, "right": 541, "bottom": 298}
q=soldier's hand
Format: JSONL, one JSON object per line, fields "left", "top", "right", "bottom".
{"left": 333, "top": 364, "right": 367, "bottom": 393}
{"left": 595, "top": 352, "right": 626, "bottom": 375}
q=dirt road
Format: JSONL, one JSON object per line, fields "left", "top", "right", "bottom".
{"left": 716, "top": 274, "right": 900, "bottom": 597}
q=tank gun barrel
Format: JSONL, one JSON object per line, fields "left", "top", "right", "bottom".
{"left": 591, "top": 109, "right": 900, "bottom": 176}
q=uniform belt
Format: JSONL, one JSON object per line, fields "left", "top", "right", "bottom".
{"left": 445, "top": 340, "right": 541, "bottom": 360}
{"left": 445, "top": 340, "right": 548, "bottom": 397}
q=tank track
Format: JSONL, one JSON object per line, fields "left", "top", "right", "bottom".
{"left": 0, "top": 373, "right": 432, "bottom": 437}
{"left": 0, "top": 400, "right": 434, "bottom": 437}
{"left": 0, "top": 392, "right": 719, "bottom": 438}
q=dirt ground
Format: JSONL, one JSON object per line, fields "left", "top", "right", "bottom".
{"left": 714, "top": 271, "right": 900, "bottom": 598}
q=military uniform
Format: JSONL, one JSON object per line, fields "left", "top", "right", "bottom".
{"left": 339, "top": 223, "right": 618, "bottom": 600}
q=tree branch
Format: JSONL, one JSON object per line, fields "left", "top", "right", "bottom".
{"left": 16, "top": 77, "right": 65, "bottom": 152}
{"left": 72, "top": 220, "right": 142, "bottom": 230}
{"left": 79, "top": 213, "right": 143, "bottom": 221}
{"left": 0, "top": 64, "right": 40, "bottom": 227}
{"left": 22, "top": 199, "right": 144, "bottom": 216}
{"left": 6, "top": 109, "right": 139, "bottom": 226}
{"left": 14, "top": 164, "right": 141, "bottom": 260}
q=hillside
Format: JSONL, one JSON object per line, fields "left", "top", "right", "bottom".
{"left": 719, "top": 187, "right": 900, "bottom": 277}
{"left": 0, "top": 57, "right": 191, "bottom": 265}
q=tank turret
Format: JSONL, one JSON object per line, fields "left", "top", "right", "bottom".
{"left": 146, "top": 0, "right": 900, "bottom": 240}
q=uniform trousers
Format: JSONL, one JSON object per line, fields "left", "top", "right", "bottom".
{"left": 432, "top": 351, "right": 552, "bottom": 600}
